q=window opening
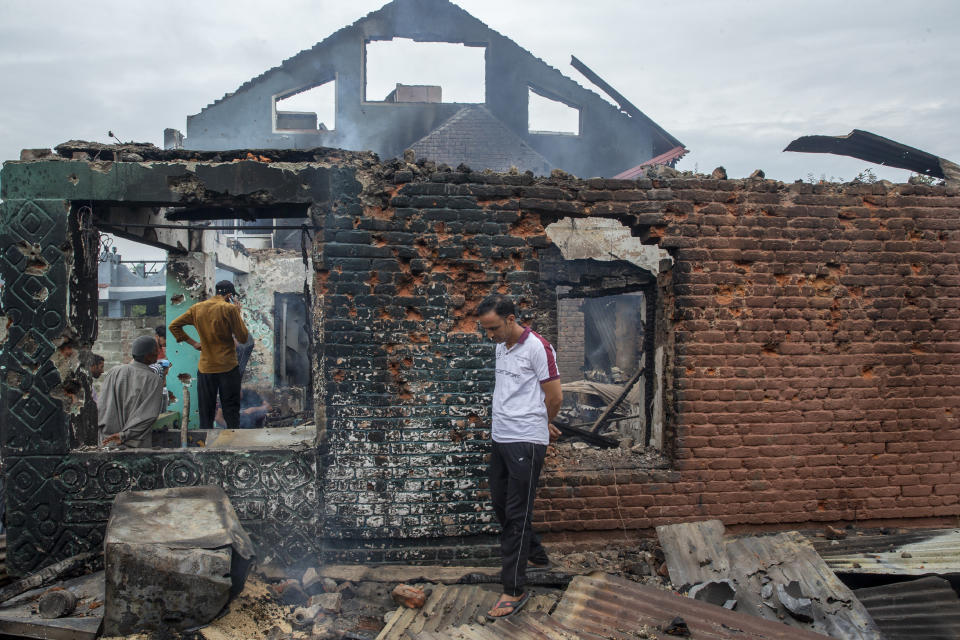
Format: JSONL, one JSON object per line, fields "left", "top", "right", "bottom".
{"left": 364, "top": 38, "right": 485, "bottom": 103}
{"left": 556, "top": 289, "right": 654, "bottom": 448}
{"left": 78, "top": 219, "right": 317, "bottom": 453}
{"left": 528, "top": 87, "right": 580, "bottom": 135}
{"left": 275, "top": 80, "right": 336, "bottom": 131}
{"left": 97, "top": 235, "right": 166, "bottom": 319}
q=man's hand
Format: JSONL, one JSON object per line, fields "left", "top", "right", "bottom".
{"left": 548, "top": 423, "right": 561, "bottom": 443}
{"left": 101, "top": 433, "right": 122, "bottom": 448}
{"left": 189, "top": 339, "right": 202, "bottom": 352}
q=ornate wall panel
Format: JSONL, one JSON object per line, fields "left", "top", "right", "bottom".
{"left": 6, "top": 449, "right": 319, "bottom": 573}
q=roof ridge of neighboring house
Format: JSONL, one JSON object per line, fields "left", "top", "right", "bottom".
{"left": 409, "top": 104, "right": 552, "bottom": 171}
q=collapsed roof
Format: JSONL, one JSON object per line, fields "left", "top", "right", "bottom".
{"left": 180, "top": 0, "right": 682, "bottom": 178}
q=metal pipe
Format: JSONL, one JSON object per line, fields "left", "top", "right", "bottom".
{"left": 179, "top": 376, "right": 192, "bottom": 448}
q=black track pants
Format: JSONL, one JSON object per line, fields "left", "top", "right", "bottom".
{"left": 197, "top": 366, "right": 241, "bottom": 429}
{"left": 488, "top": 441, "right": 548, "bottom": 596}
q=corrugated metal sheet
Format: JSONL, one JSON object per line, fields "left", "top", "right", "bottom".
{"left": 783, "top": 129, "right": 946, "bottom": 178}
{"left": 413, "top": 611, "right": 606, "bottom": 640}
{"left": 408, "top": 575, "right": 834, "bottom": 640}
{"left": 657, "top": 521, "right": 883, "bottom": 639}
{"left": 613, "top": 146, "right": 688, "bottom": 179}
{"left": 376, "top": 584, "right": 557, "bottom": 640}
{"left": 815, "top": 528, "right": 960, "bottom": 576}
{"left": 551, "top": 574, "right": 832, "bottom": 640}
{"left": 854, "top": 576, "right": 960, "bottom": 640}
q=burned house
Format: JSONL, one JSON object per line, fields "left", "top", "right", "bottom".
{"left": 174, "top": 0, "right": 684, "bottom": 178}
{"left": 1, "top": 138, "right": 958, "bottom": 579}
{"left": 0, "top": 1, "right": 957, "bottom": 597}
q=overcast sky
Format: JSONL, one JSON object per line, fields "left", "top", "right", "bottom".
{"left": 1, "top": 0, "right": 957, "bottom": 257}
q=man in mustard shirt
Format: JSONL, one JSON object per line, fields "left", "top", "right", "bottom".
{"left": 169, "top": 280, "right": 251, "bottom": 430}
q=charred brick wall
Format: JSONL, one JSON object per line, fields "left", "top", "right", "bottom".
{"left": 320, "top": 166, "right": 960, "bottom": 551}
{"left": 317, "top": 168, "right": 557, "bottom": 554}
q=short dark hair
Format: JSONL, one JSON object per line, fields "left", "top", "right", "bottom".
{"left": 215, "top": 280, "right": 237, "bottom": 296}
{"left": 80, "top": 352, "right": 104, "bottom": 368}
{"left": 155, "top": 326, "right": 166, "bottom": 338}
{"left": 476, "top": 294, "right": 515, "bottom": 319}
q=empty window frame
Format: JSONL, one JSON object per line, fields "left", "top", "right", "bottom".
{"left": 528, "top": 86, "right": 580, "bottom": 135}
{"left": 556, "top": 289, "right": 657, "bottom": 447}
{"left": 364, "top": 38, "right": 485, "bottom": 103}
{"left": 275, "top": 79, "right": 336, "bottom": 131}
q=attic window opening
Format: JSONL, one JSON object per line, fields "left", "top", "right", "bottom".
{"left": 528, "top": 87, "right": 580, "bottom": 135}
{"left": 275, "top": 79, "right": 336, "bottom": 131}
{"left": 364, "top": 38, "right": 485, "bottom": 103}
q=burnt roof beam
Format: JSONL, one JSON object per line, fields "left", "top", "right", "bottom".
{"left": 570, "top": 55, "right": 684, "bottom": 151}
{"left": 784, "top": 129, "right": 955, "bottom": 179}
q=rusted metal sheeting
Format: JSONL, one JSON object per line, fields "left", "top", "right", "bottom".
{"left": 414, "top": 611, "right": 606, "bottom": 640}
{"left": 854, "top": 576, "right": 960, "bottom": 640}
{"left": 658, "top": 521, "right": 883, "bottom": 639}
{"left": 377, "top": 584, "right": 556, "bottom": 640}
{"left": 551, "top": 574, "right": 832, "bottom": 640}
{"left": 815, "top": 528, "right": 960, "bottom": 576}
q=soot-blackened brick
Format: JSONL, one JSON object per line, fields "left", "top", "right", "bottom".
{"left": 315, "top": 166, "right": 959, "bottom": 553}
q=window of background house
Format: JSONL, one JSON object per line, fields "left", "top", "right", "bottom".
{"left": 275, "top": 80, "right": 336, "bottom": 131}
{"left": 528, "top": 87, "right": 581, "bottom": 135}
{"left": 364, "top": 38, "right": 486, "bottom": 103}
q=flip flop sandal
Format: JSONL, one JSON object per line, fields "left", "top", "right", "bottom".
{"left": 528, "top": 559, "right": 551, "bottom": 570}
{"left": 485, "top": 591, "right": 530, "bottom": 621}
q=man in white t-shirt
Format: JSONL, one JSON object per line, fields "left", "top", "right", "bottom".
{"left": 476, "top": 294, "right": 562, "bottom": 620}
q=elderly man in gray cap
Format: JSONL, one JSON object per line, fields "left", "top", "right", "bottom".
{"left": 98, "top": 335, "right": 165, "bottom": 448}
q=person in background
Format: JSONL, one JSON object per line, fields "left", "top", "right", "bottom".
{"left": 85, "top": 353, "right": 105, "bottom": 380}
{"left": 98, "top": 336, "right": 164, "bottom": 448}
{"left": 215, "top": 388, "right": 271, "bottom": 429}
{"left": 154, "top": 326, "right": 167, "bottom": 360}
{"left": 236, "top": 335, "right": 255, "bottom": 379}
{"left": 80, "top": 352, "right": 105, "bottom": 403}
{"left": 169, "top": 280, "right": 250, "bottom": 430}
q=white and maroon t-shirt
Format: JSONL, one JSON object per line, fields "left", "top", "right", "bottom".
{"left": 492, "top": 327, "right": 559, "bottom": 445}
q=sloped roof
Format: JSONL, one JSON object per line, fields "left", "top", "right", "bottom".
{"left": 409, "top": 105, "right": 552, "bottom": 174}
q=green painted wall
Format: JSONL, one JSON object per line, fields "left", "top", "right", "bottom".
{"left": 165, "top": 269, "right": 201, "bottom": 429}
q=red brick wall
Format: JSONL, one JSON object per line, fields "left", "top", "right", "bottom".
{"left": 516, "top": 176, "right": 960, "bottom": 532}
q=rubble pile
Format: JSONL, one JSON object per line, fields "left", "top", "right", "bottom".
{"left": 545, "top": 441, "right": 670, "bottom": 470}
